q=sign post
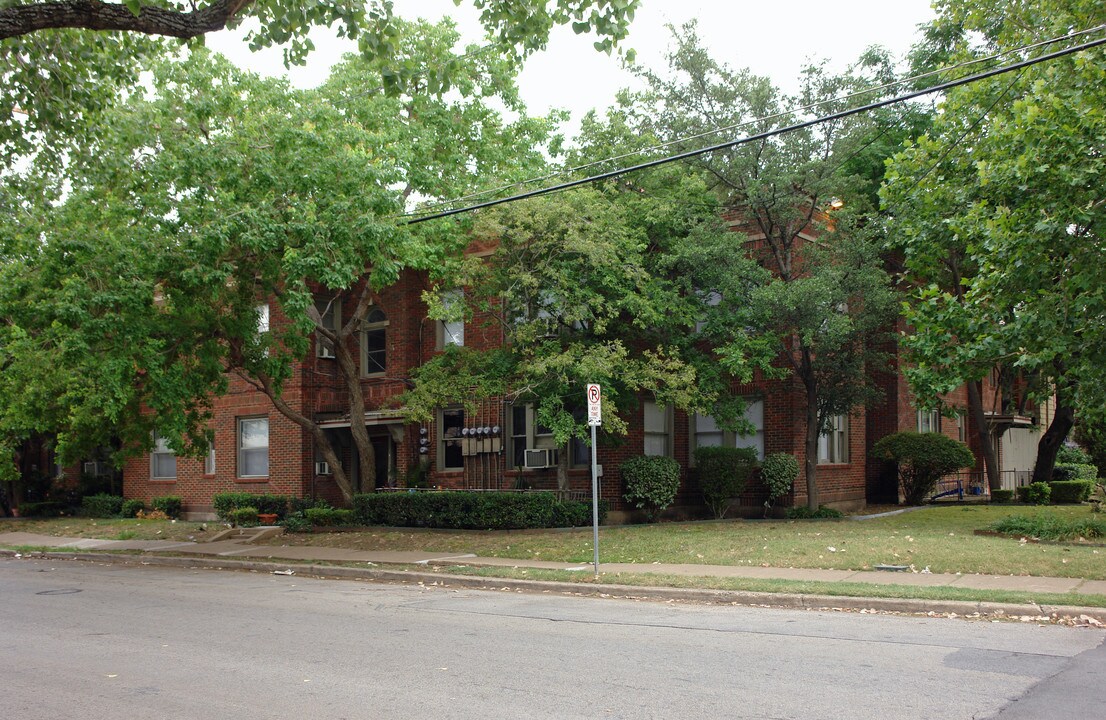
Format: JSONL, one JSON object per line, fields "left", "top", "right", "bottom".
{"left": 586, "top": 383, "right": 602, "bottom": 578}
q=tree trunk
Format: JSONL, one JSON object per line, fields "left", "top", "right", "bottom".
{"left": 556, "top": 441, "right": 570, "bottom": 496}
{"left": 1032, "top": 377, "right": 1075, "bottom": 483}
{"left": 966, "top": 379, "right": 1001, "bottom": 492}
{"left": 334, "top": 334, "right": 376, "bottom": 493}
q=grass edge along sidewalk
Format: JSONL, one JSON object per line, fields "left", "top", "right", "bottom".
{"left": 3, "top": 548, "right": 1105, "bottom": 626}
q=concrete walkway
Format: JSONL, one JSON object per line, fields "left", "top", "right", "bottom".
{"left": 4, "top": 530, "right": 1106, "bottom": 598}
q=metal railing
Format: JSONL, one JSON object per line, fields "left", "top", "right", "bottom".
{"left": 932, "top": 469, "right": 1035, "bottom": 499}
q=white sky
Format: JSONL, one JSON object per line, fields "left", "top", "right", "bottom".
{"left": 208, "top": 0, "right": 936, "bottom": 127}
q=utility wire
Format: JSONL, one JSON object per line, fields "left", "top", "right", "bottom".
{"left": 407, "top": 23, "right": 1106, "bottom": 216}
{"left": 404, "top": 32, "right": 1106, "bottom": 225}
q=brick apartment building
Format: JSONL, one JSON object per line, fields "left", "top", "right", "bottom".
{"left": 111, "top": 245, "right": 1048, "bottom": 521}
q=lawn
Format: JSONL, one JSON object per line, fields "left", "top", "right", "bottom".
{"left": 263, "top": 504, "right": 1106, "bottom": 580}
{"left": 0, "top": 516, "right": 212, "bottom": 542}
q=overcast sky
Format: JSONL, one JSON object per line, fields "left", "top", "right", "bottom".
{"left": 209, "top": 0, "right": 936, "bottom": 127}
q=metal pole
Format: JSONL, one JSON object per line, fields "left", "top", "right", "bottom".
{"left": 590, "top": 422, "right": 600, "bottom": 578}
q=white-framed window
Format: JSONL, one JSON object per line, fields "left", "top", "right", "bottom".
{"left": 316, "top": 297, "right": 340, "bottom": 358}
{"left": 818, "top": 414, "right": 849, "bottom": 464}
{"left": 643, "top": 401, "right": 673, "bottom": 457}
{"left": 917, "top": 408, "right": 941, "bottom": 433}
{"left": 957, "top": 411, "right": 967, "bottom": 442}
{"left": 361, "top": 307, "right": 388, "bottom": 376}
{"left": 151, "top": 432, "right": 177, "bottom": 480}
{"left": 255, "top": 304, "right": 270, "bottom": 333}
{"left": 204, "top": 441, "right": 216, "bottom": 476}
{"left": 692, "top": 398, "right": 765, "bottom": 461}
{"left": 438, "top": 408, "right": 465, "bottom": 471}
{"left": 508, "top": 403, "right": 588, "bottom": 468}
{"left": 437, "top": 289, "right": 464, "bottom": 348}
{"left": 237, "top": 417, "right": 269, "bottom": 478}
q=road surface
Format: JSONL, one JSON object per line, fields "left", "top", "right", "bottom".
{"left": 3, "top": 557, "right": 1103, "bottom": 719}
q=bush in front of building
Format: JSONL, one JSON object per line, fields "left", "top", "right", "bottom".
{"left": 81, "top": 493, "right": 124, "bottom": 518}
{"left": 1047, "top": 480, "right": 1094, "bottom": 504}
{"left": 1052, "top": 463, "right": 1098, "bottom": 482}
{"left": 693, "top": 446, "right": 758, "bottom": 519}
{"left": 304, "top": 507, "right": 355, "bottom": 526}
{"left": 871, "top": 431, "right": 975, "bottom": 505}
{"left": 121, "top": 499, "right": 146, "bottom": 517}
{"left": 989, "top": 489, "right": 1014, "bottom": 504}
{"left": 1016, "top": 482, "right": 1051, "bottom": 505}
{"left": 151, "top": 496, "right": 182, "bottom": 519}
{"left": 759, "top": 452, "right": 800, "bottom": 515}
{"left": 352, "top": 491, "right": 606, "bottom": 530}
{"left": 212, "top": 492, "right": 289, "bottom": 521}
{"left": 17, "top": 501, "right": 69, "bottom": 517}
{"left": 228, "top": 506, "right": 259, "bottom": 527}
{"left": 621, "top": 455, "right": 681, "bottom": 522}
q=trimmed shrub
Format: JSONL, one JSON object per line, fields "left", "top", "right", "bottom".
{"left": 228, "top": 506, "right": 259, "bottom": 527}
{"left": 352, "top": 491, "right": 601, "bottom": 530}
{"left": 693, "top": 446, "right": 757, "bottom": 519}
{"left": 291, "top": 497, "right": 331, "bottom": 514}
{"left": 871, "top": 432, "right": 975, "bottom": 505}
{"left": 281, "top": 513, "right": 313, "bottom": 533}
{"left": 621, "top": 455, "right": 681, "bottom": 522}
{"left": 1017, "top": 482, "right": 1051, "bottom": 505}
{"left": 304, "top": 507, "right": 355, "bottom": 526}
{"left": 17, "top": 501, "right": 68, "bottom": 517}
{"left": 1048, "top": 480, "right": 1094, "bottom": 504}
{"left": 1052, "top": 463, "right": 1098, "bottom": 481}
{"left": 551, "top": 499, "right": 609, "bottom": 528}
{"left": 121, "top": 499, "right": 146, "bottom": 518}
{"left": 760, "top": 453, "right": 800, "bottom": 512}
{"left": 786, "top": 505, "right": 844, "bottom": 519}
{"left": 212, "top": 492, "right": 289, "bottom": 521}
{"left": 989, "top": 489, "right": 1014, "bottom": 504}
{"left": 151, "top": 496, "right": 182, "bottom": 519}
{"left": 82, "top": 494, "right": 124, "bottom": 518}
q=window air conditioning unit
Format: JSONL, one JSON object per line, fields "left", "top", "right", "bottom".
{"left": 523, "top": 448, "right": 559, "bottom": 469}
{"left": 315, "top": 461, "right": 333, "bottom": 475}
{"left": 83, "top": 461, "right": 109, "bottom": 477}
{"left": 318, "top": 345, "right": 336, "bottom": 359}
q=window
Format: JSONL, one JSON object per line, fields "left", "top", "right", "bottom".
{"left": 237, "top": 417, "right": 269, "bottom": 478}
{"left": 361, "top": 307, "right": 387, "bottom": 376}
{"left": 917, "top": 408, "right": 941, "bottom": 433}
{"left": 439, "top": 408, "right": 465, "bottom": 471}
{"left": 734, "top": 399, "right": 764, "bottom": 460}
{"left": 151, "top": 433, "right": 177, "bottom": 480}
{"left": 957, "top": 412, "right": 967, "bottom": 443}
{"left": 256, "top": 304, "right": 270, "bottom": 333}
{"left": 695, "top": 291, "right": 721, "bottom": 333}
{"left": 643, "top": 402, "right": 673, "bottom": 457}
{"left": 204, "top": 441, "right": 215, "bottom": 476}
{"left": 508, "top": 403, "right": 587, "bottom": 468}
{"left": 818, "top": 414, "right": 849, "bottom": 464}
{"left": 316, "top": 298, "right": 340, "bottom": 358}
{"left": 438, "top": 289, "right": 464, "bottom": 348}
{"left": 692, "top": 398, "right": 765, "bottom": 461}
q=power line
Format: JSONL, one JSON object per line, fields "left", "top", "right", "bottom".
{"left": 407, "top": 23, "right": 1106, "bottom": 217}
{"left": 404, "top": 30, "right": 1106, "bottom": 225}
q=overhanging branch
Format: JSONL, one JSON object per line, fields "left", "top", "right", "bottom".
{"left": 0, "top": 0, "right": 256, "bottom": 41}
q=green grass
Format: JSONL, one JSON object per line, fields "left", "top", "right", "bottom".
{"left": 1, "top": 517, "right": 211, "bottom": 542}
{"left": 264, "top": 505, "right": 1106, "bottom": 580}
{"left": 988, "top": 512, "right": 1106, "bottom": 541}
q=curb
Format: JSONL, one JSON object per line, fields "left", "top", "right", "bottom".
{"left": 5, "top": 548, "right": 1105, "bottom": 625}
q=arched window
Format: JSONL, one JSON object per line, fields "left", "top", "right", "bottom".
{"left": 361, "top": 308, "right": 387, "bottom": 376}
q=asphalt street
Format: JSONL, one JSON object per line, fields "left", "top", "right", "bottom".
{"left": 4, "top": 557, "right": 1103, "bottom": 719}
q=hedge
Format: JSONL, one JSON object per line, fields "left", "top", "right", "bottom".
{"left": 212, "top": 492, "right": 289, "bottom": 521}
{"left": 1052, "top": 463, "right": 1098, "bottom": 481}
{"left": 1017, "top": 482, "right": 1051, "bottom": 505}
{"left": 121, "top": 499, "right": 146, "bottom": 518}
{"left": 1048, "top": 480, "right": 1095, "bottom": 504}
{"left": 151, "top": 496, "right": 182, "bottom": 519}
{"left": 621, "top": 455, "right": 681, "bottom": 522}
{"left": 82, "top": 494, "right": 124, "bottom": 518}
{"left": 352, "top": 491, "right": 607, "bottom": 530}
{"left": 990, "top": 489, "right": 1014, "bottom": 504}
{"left": 693, "top": 446, "right": 757, "bottom": 519}
{"left": 304, "top": 507, "right": 355, "bottom": 526}
{"left": 18, "top": 501, "right": 68, "bottom": 517}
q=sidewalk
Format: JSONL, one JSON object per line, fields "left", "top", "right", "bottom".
{"left": 4, "top": 530, "right": 1106, "bottom": 599}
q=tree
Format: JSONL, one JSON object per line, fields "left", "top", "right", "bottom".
{"left": 882, "top": 0, "right": 1106, "bottom": 485}
{"left": 400, "top": 167, "right": 732, "bottom": 493}
{"left": 871, "top": 431, "right": 974, "bottom": 505}
{"left": 0, "top": 19, "right": 564, "bottom": 500}
{"left": 622, "top": 23, "right": 898, "bottom": 509}
{"left": 1, "top": 0, "right": 638, "bottom": 172}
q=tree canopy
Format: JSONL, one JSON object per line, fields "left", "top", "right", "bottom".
{"left": 882, "top": 0, "right": 1106, "bottom": 482}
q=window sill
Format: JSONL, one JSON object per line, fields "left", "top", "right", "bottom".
{"left": 150, "top": 478, "right": 177, "bottom": 483}
{"left": 235, "top": 476, "right": 270, "bottom": 483}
